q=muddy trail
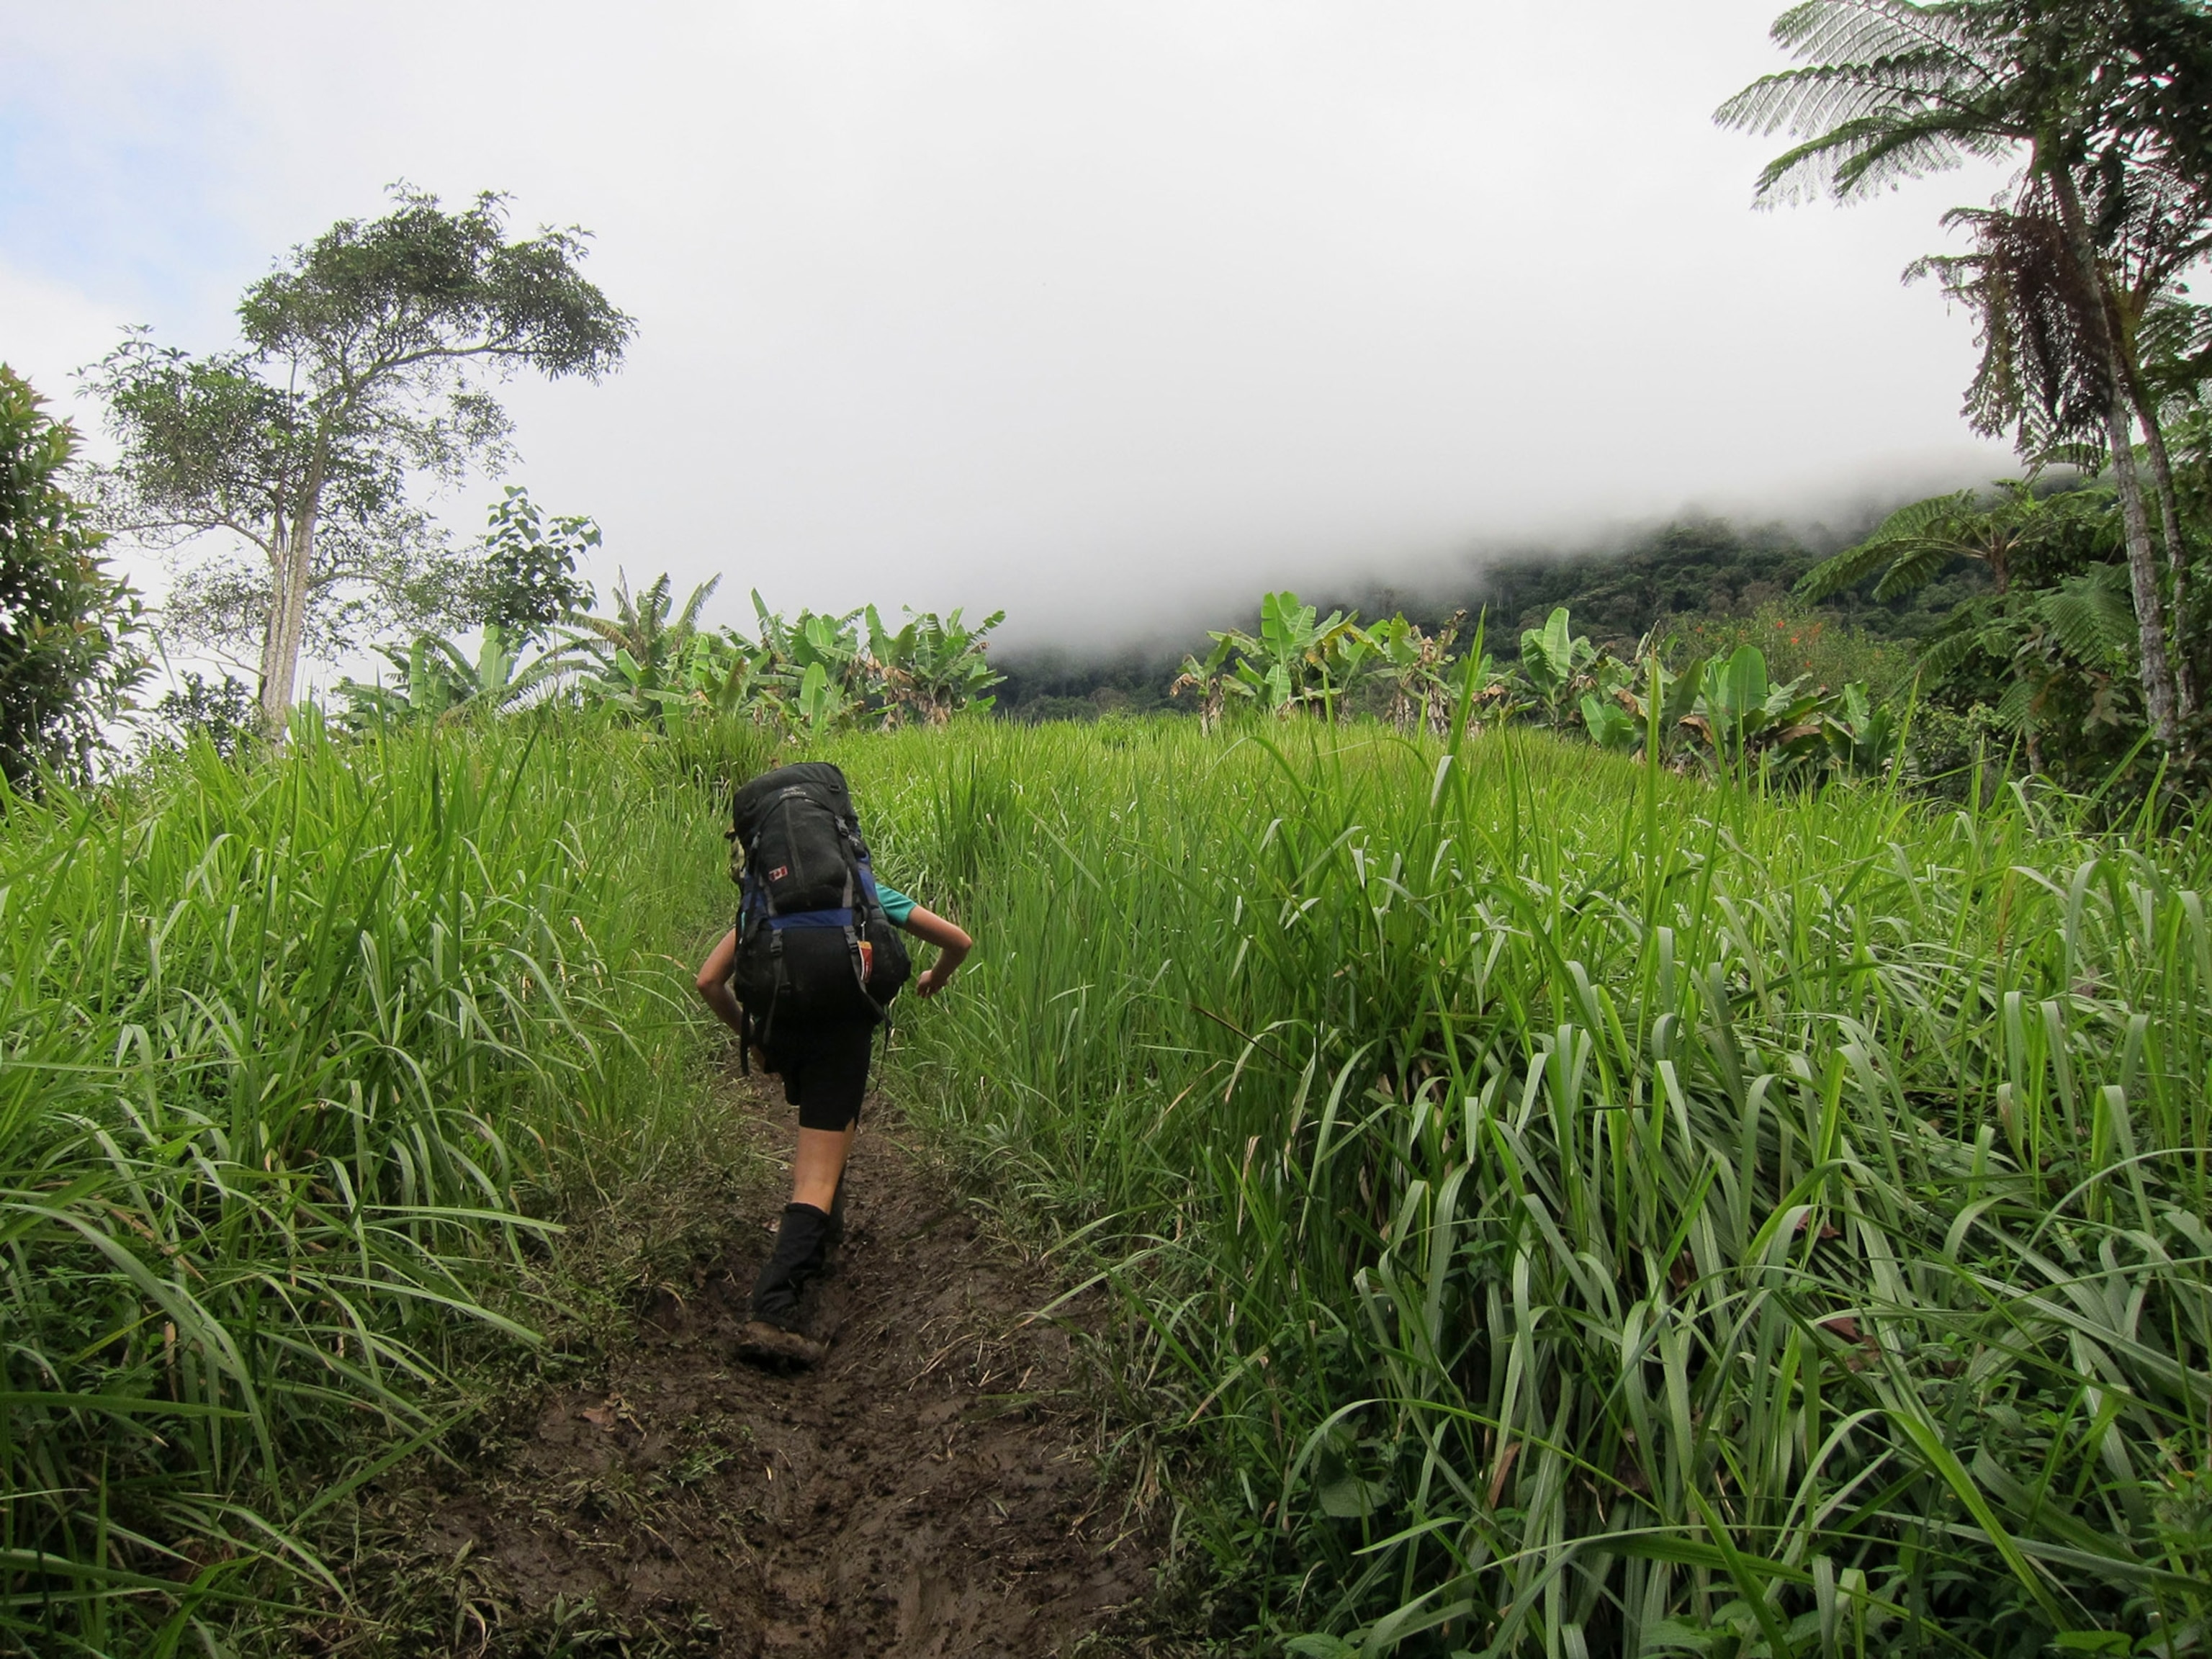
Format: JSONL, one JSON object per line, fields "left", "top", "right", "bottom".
{"left": 342, "top": 1082, "right": 1184, "bottom": 1657}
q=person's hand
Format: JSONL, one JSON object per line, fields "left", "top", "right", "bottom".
{"left": 916, "top": 965, "right": 955, "bottom": 998}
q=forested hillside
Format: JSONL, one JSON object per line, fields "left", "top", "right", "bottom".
{"left": 993, "top": 511, "right": 1984, "bottom": 719}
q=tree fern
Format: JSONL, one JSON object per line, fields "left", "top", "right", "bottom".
{"left": 1870, "top": 538, "right": 1964, "bottom": 600}
{"left": 2028, "top": 565, "right": 2135, "bottom": 666}
{"left": 1797, "top": 482, "right": 2042, "bottom": 602}
{"left": 1714, "top": 1, "right": 2015, "bottom": 204}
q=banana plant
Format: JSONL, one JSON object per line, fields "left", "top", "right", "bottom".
{"left": 1606, "top": 652, "right": 1707, "bottom": 760}
{"left": 333, "top": 624, "right": 569, "bottom": 727}
{"left": 866, "top": 605, "right": 1004, "bottom": 727}
{"left": 788, "top": 660, "right": 856, "bottom": 739}
{"left": 1819, "top": 681, "right": 1901, "bottom": 776}
{"left": 1578, "top": 690, "right": 1641, "bottom": 752}
{"left": 1213, "top": 591, "right": 1366, "bottom": 719}
{"left": 697, "top": 632, "right": 776, "bottom": 722}
{"left": 1365, "top": 611, "right": 1465, "bottom": 735}
{"left": 1516, "top": 606, "right": 1609, "bottom": 727}
{"left": 1170, "top": 636, "right": 1244, "bottom": 733}
{"left": 1322, "top": 622, "right": 1377, "bottom": 723}
{"left": 1676, "top": 644, "right": 1892, "bottom": 777}
{"left": 551, "top": 571, "right": 720, "bottom": 729}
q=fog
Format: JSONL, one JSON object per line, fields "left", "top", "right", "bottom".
{"left": 2, "top": 1, "right": 2016, "bottom": 660}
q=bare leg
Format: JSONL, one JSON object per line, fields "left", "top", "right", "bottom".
{"left": 790, "top": 1121, "right": 858, "bottom": 1213}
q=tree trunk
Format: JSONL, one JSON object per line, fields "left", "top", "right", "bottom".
{"left": 2099, "top": 392, "right": 2181, "bottom": 749}
{"left": 256, "top": 552, "right": 286, "bottom": 724}
{"left": 258, "top": 480, "right": 323, "bottom": 739}
{"left": 2049, "top": 164, "right": 2182, "bottom": 750}
{"left": 2127, "top": 376, "right": 2199, "bottom": 732}
{"left": 255, "top": 506, "right": 289, "bottom": 728}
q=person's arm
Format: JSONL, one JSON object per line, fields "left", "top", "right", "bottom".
{"left": 694, "top": 927, "right": 747, "bottom": 1034}
{"left": 904, "top": 904, "right": 972, "bottom": 997}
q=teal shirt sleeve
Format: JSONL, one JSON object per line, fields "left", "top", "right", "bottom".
{"left": 874, "top": 884, "right": 917, "bottom": 927}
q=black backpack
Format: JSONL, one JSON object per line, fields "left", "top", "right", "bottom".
{"left": 727, "top": 762, "right": 911, "bottom": 1049}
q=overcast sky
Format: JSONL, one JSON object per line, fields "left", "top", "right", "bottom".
{"left": 3, "top": 1, "right": 2016, "bottom": 657}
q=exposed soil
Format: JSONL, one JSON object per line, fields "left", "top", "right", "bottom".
{"left": 342, "top": 1080, "right": 1175, "bottom": 1657}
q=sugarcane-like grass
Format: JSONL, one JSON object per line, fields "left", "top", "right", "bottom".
{"left": 846, "top": 716, "right": 2211, "bottom": 1656}
{"left": 11, "top": 703, "right": 2206, "bottom": 1656}
{"left": 0, "top": 714, "right": 737, "bottom": 1656}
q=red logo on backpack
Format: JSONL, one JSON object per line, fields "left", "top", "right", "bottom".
{"left": 768, "top": 866, "right": 789, "bottom": 881}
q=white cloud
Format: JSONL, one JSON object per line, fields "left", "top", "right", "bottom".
{"left": 2, "top": 0, "right": 2016, "bottom": 649}
{"left": 0, "top": 260, "right": 130, "bottom": 430}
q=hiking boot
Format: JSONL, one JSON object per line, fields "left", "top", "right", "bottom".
{"left": 750, "top": 1201, "right": 832, "bottom": 1328}
{"left": 736, "top": 1318, "right": 829, "bottom": 1369}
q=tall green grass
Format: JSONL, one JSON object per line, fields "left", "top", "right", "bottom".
{"left": 848, "top": 717, "right": 2211, "bottom": 1656}
{"left": 0, "top": 714, "right": 737, "bottom": 1656}
{"left": 13, "top": 702, "right": 2203, "bottom": 1655}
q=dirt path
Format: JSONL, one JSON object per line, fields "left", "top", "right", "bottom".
{"left": 368, "top": 1080, "right": 1166, "bottom": 1657}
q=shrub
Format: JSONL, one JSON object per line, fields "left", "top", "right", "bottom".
{"left": 0, "top": 366, "right": 145, "bottom": 788}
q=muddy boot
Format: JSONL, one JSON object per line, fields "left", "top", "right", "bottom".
{"left": 752, "top": 1212, "right": 836, "bottom": 1371}
{"left": 737, "top": 1318, "right": 829, "bottom": 1368}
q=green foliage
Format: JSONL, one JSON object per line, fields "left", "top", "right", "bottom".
{"left": 145, "top": 672, "right": 259, "bottom": 761}
{"left": 361, "top": 581, "right": 1009, "bottom": 741}
{"left": 1719, "top": 0, "right": 2212, "bottom": 752}
{"left": 0, "top": 366, "right": 146, "bottom": 788}
{"left": 865, "top": 604, "right": 1007, "bottom": 727}
{"left": 1801, "top": 481, "right": 2073, "bottom": 603}
{"left": 1364, "top": 610, "right": 1465, "bottom": 736}
{"left": 0, "top": 718, "right": 728, "bottom": 1654}
{"left": 333, "top": 624, "right": 570, "bottom": 728}
{"left": 1169, "top": 634, "right": 1240, "bottom": 732}
{"left": 1179, "top": 594, "right": 1465, "bottom": 733}
{"left": 92, "top": 186, "right": 631, "bottom": 729}
{"left": 1205, "top": 591, "right": 1371, "bottom": 720}
{"left": 1663, "top": 603, "right": 1913, "bottom": 701}
{"left": 1177, "top": 595, "right": 1900, "bottom": 786}
{"left": 549, "top": 571, "right": 724, "bottom": 729}
{"left": 1467, "top": 517, "right": 1934, "bottom": 643}
{"left": 745, "top": 595, "right": 869, "bottom": 734}
{"left": 997, "top": 512, "right": 2000, "bottom": 724}
{"left": 466, "top": 486, "right": 598, "bottom": 644}
{"left": 849, "top": 717, "right": 2212, "bottom": 1658}
{"left": 1517, "top": 604, "right": 1612, "bottom": 725}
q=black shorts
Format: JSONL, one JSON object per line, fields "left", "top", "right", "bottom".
{"left": 766, "top": 1020, "right": 876, "bottom": 1132}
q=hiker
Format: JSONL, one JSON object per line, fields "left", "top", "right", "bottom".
{"left": 694, "top": 761, "right": 971, "bottom": 1367}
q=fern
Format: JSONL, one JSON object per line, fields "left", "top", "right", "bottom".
{"left": 1871, "top": 540, "right": 1964, "bottom": 601}
{"left": 2028, "top": 565, "right": 2135, "bottom": 666}
{"left": 1796, "top": 536, "right": 1905, "bottom": 601}
{"left": 1916, "top": 618, "right": 2011, "bottom": 681}
{"left": 1714, "top": 1, "right": 2017, "bottom": 204}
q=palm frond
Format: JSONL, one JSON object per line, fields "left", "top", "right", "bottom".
{"left": 1797, "top": 489, "right": 1972, "bottom": 600}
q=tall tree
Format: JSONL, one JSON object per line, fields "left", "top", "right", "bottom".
{"left": 1915, "top": 173, "right": 2211, "bottom": 715}
{"left": 94, "top": 187, "right": 631, "bottom": 732}
{"left": 1717, "top": 0, "right": 2212, "bottom": 751}
{"left": 0, "top": 367, "right": 145, "bottom": 789}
